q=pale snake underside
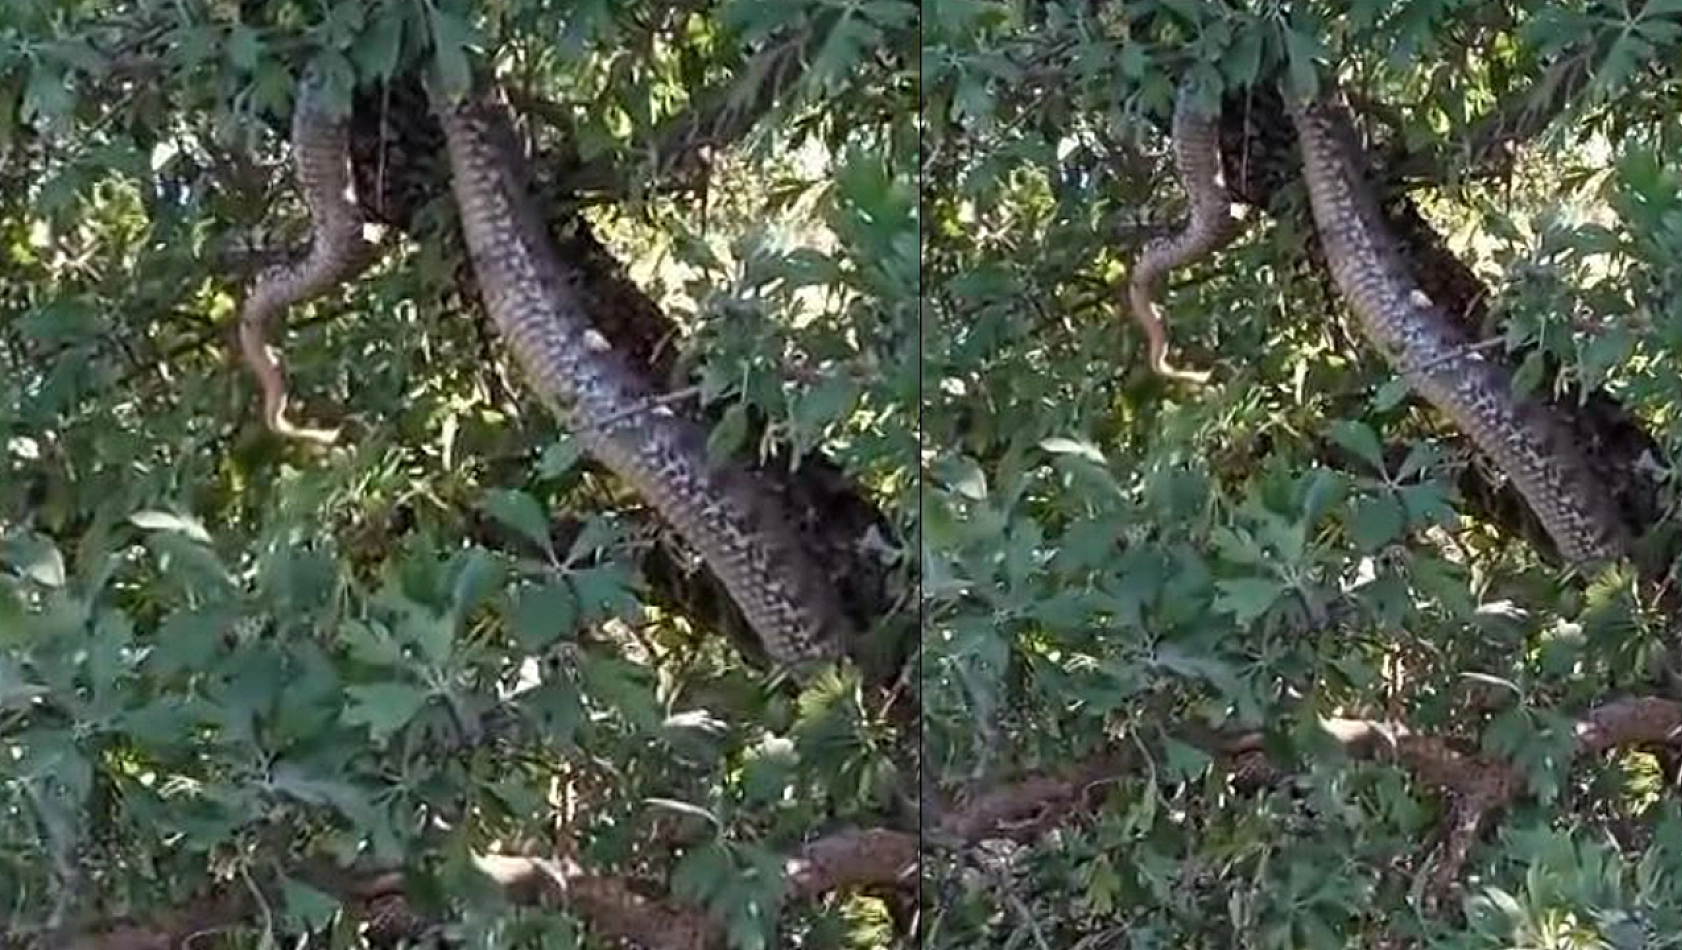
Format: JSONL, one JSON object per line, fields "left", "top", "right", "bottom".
{"left": 238, "top": 71, "right": 377, "bottom": 445}
{"left": 1126, "top": 81, "right": 1246, "bottom": 385}
{"left": 242, "top": 74, "right": 850, "bottom": 665}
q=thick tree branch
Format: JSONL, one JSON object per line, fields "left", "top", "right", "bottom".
{"left": 930, "top": 698, "right": 1682, "bottom": 903}
{"left": 33, "top": 828, "right": 918, "bottom": 950}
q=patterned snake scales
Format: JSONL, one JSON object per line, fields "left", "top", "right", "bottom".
{"left": 242, "top": 72, "right": 850, "bottom": 664}
{"left": 1134, "top": 78, "right": 1628, "bottom": 564}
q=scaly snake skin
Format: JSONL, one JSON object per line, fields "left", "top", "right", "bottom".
{"left": 1286, "top": 90, "right": 1627, "bottom": 564}
{"left": 238, "top": 73, "right": 376, "bottom": 444}
{"left": 431, "top": 88, "right": 849, "bottom": 664}
{"left": 1127, "top": 82, "right": 1245, "bottom": 384}
{"left": 243, "top": 70, "right": 849, "bottom": 665}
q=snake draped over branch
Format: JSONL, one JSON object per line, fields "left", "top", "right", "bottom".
{"left": 242, "top": 69, "right": 852, "bottom": 667}
{"left": 1131, "top": 74, "right": 1629, "bottom": 566}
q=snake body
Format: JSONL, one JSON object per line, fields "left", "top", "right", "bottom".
{"left": 1127, "top": 82, "right": 1244, "bottom": 384}
{"left": 239, "top": 73, "right": 376, "bottom": 444}
{"left": 431, "top": 88, "right": 849, "bottom": 664}
{"left": 1287, "top": 92, "right": 1627, "bottom": 563}
{"left": 244, "top": 68, "right": 850, "bottom": 665}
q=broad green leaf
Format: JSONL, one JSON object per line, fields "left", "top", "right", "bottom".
{"left": 449, "top": 547, "right": 505, "bottom": 621}
{"left": 571, "top": 564, "right": 640, "bottom": 622}
{"left": 279, "top": 877, "right": 341, "bottom": 932}
{"left": 427, "top": 6, "right": 476, "bottom": 100}
{"left": 1213, "top": 577, "right": 1284, "bottom": 626}
{"left": 355, "top": 4, "right": 407, "bottom": 81}
{"left": 1349, "top": 495, "right": 1406, "bottom": 550}
{"left": 538, "top": 436, "right": 585, "bottom": 479}
{"left": 1328, "top": 420, "right": 1385, "bottom": 474}
{"left": 707, "top": 402, "right": 751, "bottom": 464}
{"left": 480, "top": 490, "right": 552, "bottom": 555}
{"left": 1282, "top": 26, "right": 1321, "bottom": 100}
{"left": 507, "top": 580, "right": 579, "bottom": 650}
{"left": 226, "top": 24, "right": 264, "bottom": 72}
{"left": 343, "top": 682, "right": 430, "bottom": 740}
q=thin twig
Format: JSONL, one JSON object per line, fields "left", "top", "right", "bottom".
{"left": 1408, "top": 336, "right": 1507, "bottom": 375}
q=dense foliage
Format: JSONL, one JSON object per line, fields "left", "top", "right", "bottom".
{"left": 0, "top": 1, "right": 917, "bottom": 948}
{"left": 923, "top": 1, "right": 1682, "bottom": 947}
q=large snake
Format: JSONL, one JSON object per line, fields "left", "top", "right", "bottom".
{"left": 432, "top": 87, "right": 851, "bottom": 664}
{"left": 1286, "top": 88, "right": 1627, "bottom": 564}
{"left": 245, "top": 69, "right": 850, "bottom": 665}
{"left": 239, "top": 72, "right": 377, "bottom": 445}
{"left": 1135, "top": 77, "right": 1629, "bottom": 564}
{"left": 1126, "top": 82, "right": 1245, "bottom": 385}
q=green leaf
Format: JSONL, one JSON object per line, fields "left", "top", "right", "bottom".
{"left": 1118, "top": 42, "right": 1149, "bottom": 80}
{"left": 741, "top": 737, "right": 796, "bottom": 805}
{"left": 1223, "top": 27, "right": 1265, "bottom": 86}
{"left": 571, "top": 564, "right": 640, "bottom": 622}
{"left": 427, "top": 6, "right": 477, "bottom": 100}
{"left": 279, "top": 877, "right": 341, "bottom": 932}
{"left": 523, "top": 679, "right": 584, "bottom": 744}
{"left": 355, "top": 4, "right": 407, "bottom": 82}
{"left": 672, "top": 842, "right": 733, "bottom": 904}
{"left": 538, "top": 436, "right": 585, "bottom": 480}
{"left": 341, "top": 619, "right": 405, "bottom": 668}
{"left": 150, "top": 606, "right": 232, "bottom": 675}
{"left": 564, "top": 517, "right": 620, "bottom": 565}
{"left": 1213, "top": 577, "right": 1284, "bottom": 626}
{"left": 1374, "top": 377, "right": 1410, "bottom": 412}
{"left": 580, "top": 654, "right": 661, "bottom": 730}
{"left": 507, "top": 580, "right": 579, "bottom": 651}
{"left": 791, "top": 375, "right": 859, "bottom": 440}
{"left": 145, "top": 533, "right": 235, "bottom": 596}
{"left": 480, "top": 490, "right": 552, "bottom": 555}
{"left": 449, "top": 547, "right": 505, "bottom": 621}
{"left": 707, "top": 402, "right": 751, "bottom": 464}
{"left": 1301, "top": 469, "right": 1346, "bottom": 526}
{"left": 21, "top": 63, "right": 72, "bottom": 126}
{"left": 1328, "top": 420, "right": 1385, "bottom": 474}
{"left": 343, "top": 682, "right": 430, "bottom": 740}
{"left": 226, "top": 24, "right": 264, "bottom": 72}
{"left": 1283, "top": 26, "right": 1321, "bottom": 101}
{"left": 1349, "top": 495, "right": 1406, "bottom": 549}
{"left": 1399, "top": 482, "right": 1456, "bottom": 526}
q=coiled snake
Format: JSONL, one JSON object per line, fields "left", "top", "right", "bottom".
{"left": 243, "top": 73, "right": 850, "bottom": 665}
{"left": 1135, "top": 77, "right": 1628, "bottom": 565}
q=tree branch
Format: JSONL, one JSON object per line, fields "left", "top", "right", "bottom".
{"left": 930, "top": 698, "right": 1682, "bottom": 904}
{"left": 31, "top": 828, "right": 917, "bottom": 950}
